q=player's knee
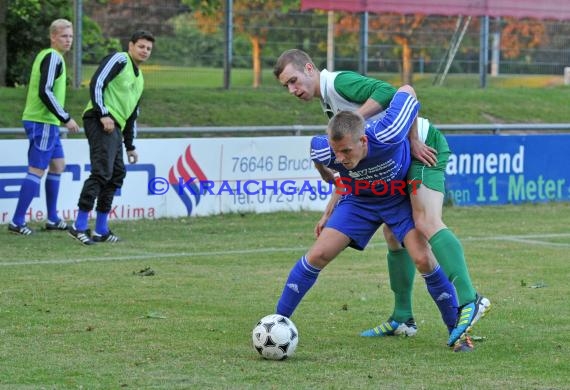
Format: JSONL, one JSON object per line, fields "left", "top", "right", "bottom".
{"left": 412, "top": 214, "right": 429, "bottom": 235}
{"left": 382, "top": 225, "right": 402, "bottom": 250}
{"left": 306, "top": 247, "right": 334, "bottom": 269}
{"left": 29, "top": 167, "right": 46, "bottom": 177}
{"left": 411, "top": 252, "right": 433, "bottom": 273}
{"left": 414, "top": 215, "right": 446, "bottom": 239}
{"left": 48, "top": 165, "right": 65, "bottom": 174}
{"left": 49, "top": 157, "right": 66, "bottom": 173}
{"left": 113, "top": 169, "right": 127, "bottom": 186}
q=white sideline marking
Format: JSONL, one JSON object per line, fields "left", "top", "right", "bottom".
{"left": 490, "top": 237, "right": 570, "bottom": 247}
{"left": 469, "top": 233, "right": 570, "bottom": 247}
{"left": 0, "top": 247, "right": 309, "bottom": 267}
{"left": 1, "top": 233, "right": 569, "bottom": 267}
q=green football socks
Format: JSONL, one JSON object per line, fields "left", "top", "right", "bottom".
{"left": 387, "top": 249, "right": 416, "bottom": 323}
{"left": 429, "top": 228, "right": 477, "bottom": 306}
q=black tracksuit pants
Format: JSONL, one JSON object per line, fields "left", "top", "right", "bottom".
{"left": 77, "top": 115, "right": 126, "bottom": 213}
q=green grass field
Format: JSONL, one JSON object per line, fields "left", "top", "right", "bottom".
{"left": 1, "top": 65, "right": 569, "bottom": 388}
{"left": 1, "top": 67, "right": 569, "bottom": 128}
{"left": 1, "top": 203, "right": 569, "bottom": 389}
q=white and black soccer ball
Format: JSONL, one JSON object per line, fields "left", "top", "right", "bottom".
{"left": 252, "top": 314, "right": 299, "bottom": 360}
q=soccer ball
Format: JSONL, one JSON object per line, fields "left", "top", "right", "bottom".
{"left": 252, "top": 314, "right": 299, "bottom": 360}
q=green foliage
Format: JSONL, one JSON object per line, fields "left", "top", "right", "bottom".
{"left": 151, "top": 14, "right": 252, "bottom": 68}
{"left": 258, "top": 8, "right": 327, "bottom": 69}
{"left": 6, "top": 0, "right": 71, "bottom": 86}
{"left": 80, "top": 16, "right": 121, "bottom": 64}
{"left": 180, "top": 0, "right": 306, "bottom": 73}
{"left": 152, "top": 15, "right": 224, "bottom": 67}
{"left": 6, "top": 0, "right": 41, "bottom": 20}
{"left": 183, "top": 0, "right": 223, "bottom": 15}
{"left": 5, "top": 0, "right": 120, "bottom": 85}
{"left": 183, "top": 0, "right": 301, "bottom": 14}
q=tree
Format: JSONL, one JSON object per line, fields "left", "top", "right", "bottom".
{"left": 5, "top": 0, "right": 71, "bottom": 86}
{"left": 336, "top": 13, "right": 459, "bottom": 85}
{"left": 80, "top": 16, "right": 121, "bottom": 65}
{"left": 185, "top": 0, "right": 300, "bottom": 88}
{"left": 84, "top": 0, "right": 189, "bottom": 47}
{"left": 3, "top": 0, "right": 124, "bottom": 86}
{"left": 374, "top": 14, "right": 426, "bottom": 85}
{"left": 500, "top": 17, "right": 546, "bottom": 59}
{"left": 335, "top": 13, "right": 547, "bottom": 85}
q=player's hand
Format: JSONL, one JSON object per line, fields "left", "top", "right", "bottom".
{"left": 127, "top": 150, "right": 138, "bottom": 164}
{"left": 65, "top": 118, "right": 80, "bottom": 134}
{"left": 314, "top": 215, "right": 328, "bottom": 238}
{"left": 410, "top": 138, "right": 437, "bottom": 167}
{"left": 100, "top": 116, "right": 115, "bottom": 133}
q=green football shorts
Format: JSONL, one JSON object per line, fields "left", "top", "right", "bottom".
{"left": 407, "top": 124, "right": 451, "bottom": 195}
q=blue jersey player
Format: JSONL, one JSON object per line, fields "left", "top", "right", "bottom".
{"left": 275, "top": 85, "right": 465, "bottom": 350}
{"left": 274, "top": 49, "right": 490, "bottom": 349}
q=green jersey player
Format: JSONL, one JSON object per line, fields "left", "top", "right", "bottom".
{"left": 274, "top": 49, "right": 490, "bottom": 349}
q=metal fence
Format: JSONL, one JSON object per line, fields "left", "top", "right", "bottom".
{"left": 78, "top": 7, "right": 570, "bottom": 82}
{"left": 2, "top": 123, "right": 570, "bottom": 138}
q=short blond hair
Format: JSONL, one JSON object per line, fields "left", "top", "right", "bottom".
{"left": 328, "top": 111, "right": 365, "bottom": 142}
{"left": 50, "top": 19, "right": 72, "bottom": 36}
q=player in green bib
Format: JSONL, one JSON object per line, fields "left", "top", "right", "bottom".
{"left": 8, "top": 19, "right": 80, "bottom": 236}
{"left": 274, "top": 49, "right": 490, "bottom": 350}
{"left": 68, "top": 30, "right": 155, "bottom": 245}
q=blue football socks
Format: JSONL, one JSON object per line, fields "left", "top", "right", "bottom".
{"left": 95, "top": 211, "right": 109, "bottom": 235}
{"left": 74, "top": 210, "right": 90, "bottom": 231}
{"left": 422, "top": 264, "right": 459, "bottom": 333}
{"left": 45, "top": 173, "right": 61, "bottom": 223}
{"left": 12, "top": 172, "right": 41, "bottom": 226}
{"left": 276, "top": 255, "right": 321, "bottom": 318}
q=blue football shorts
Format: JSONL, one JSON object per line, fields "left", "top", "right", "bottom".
{"left": 23, "top": 121, "right": 64, "bottom": 169}
{"left": 324, "top": 194, "right": 415, "bottom": 250}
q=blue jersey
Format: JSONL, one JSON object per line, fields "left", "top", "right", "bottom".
{"left": 310, "top": 90, "right": 420, "bottom": 247}
{"left": 311, "top": 90, "right": 419, "bottom": 202}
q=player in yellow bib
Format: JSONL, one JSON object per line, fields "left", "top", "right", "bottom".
{"left": 9, "top": 19, "right": 80, "bottom": 236}
{"left": 68, "top": 30, "right": 154, "bottom": 245}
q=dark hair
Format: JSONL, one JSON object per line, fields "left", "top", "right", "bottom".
{"left": 273, "top": 49, "right": 315, "bottom": 78}
{"left": 130, "top": 30, "right": 155, "bottom": 44}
